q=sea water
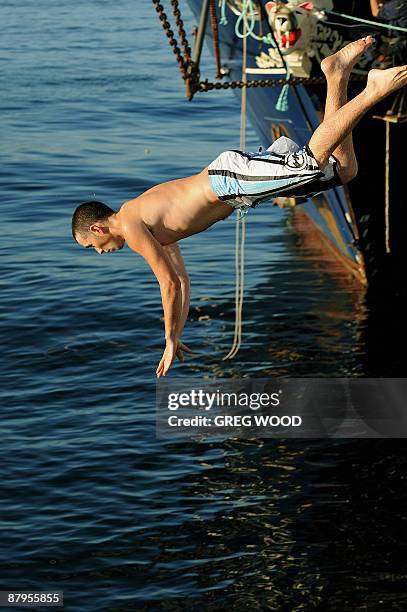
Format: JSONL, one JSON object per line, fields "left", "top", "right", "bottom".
{"left": 1, "top": 1, "right": 406, "bottom": 609}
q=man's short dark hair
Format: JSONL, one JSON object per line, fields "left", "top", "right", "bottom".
{"left": 72, "top": 201, "right": 114, "bottom": 241}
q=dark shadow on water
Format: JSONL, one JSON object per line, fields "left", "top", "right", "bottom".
{"left": 94, "top": 211, "right": 407, "bottom": 611}
{"left": 120, "top": 438, "right": 407, "bottom": 611}
{"left": 189, "top": 209, "right": 407, "bottom": 382}
{"left": 360, "top": 257, "right": 407, "bottom": 377}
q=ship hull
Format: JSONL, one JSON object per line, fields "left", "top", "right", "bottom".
{"left": 186, "top": 0, "right": 406, "bottom": 284}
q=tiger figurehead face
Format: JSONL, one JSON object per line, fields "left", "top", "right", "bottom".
{"left": 265, "top": 1, "right": 316, "bottom": 55}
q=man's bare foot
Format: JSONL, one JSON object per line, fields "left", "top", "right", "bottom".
{"left": 321, "top": 36, "right": 374, "bottom": 78}
{"left": 366, "top": 65, "right": 407, "bottom": 101}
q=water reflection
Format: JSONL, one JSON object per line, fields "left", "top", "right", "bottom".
{"left": 2, "top": 1, "right": 406, "bottom": 607}
{"left": 96, "top": 437, "right": 405, "bottom": 609}
{"left": 189, "top": 207, "right": 369, "bottom": 378}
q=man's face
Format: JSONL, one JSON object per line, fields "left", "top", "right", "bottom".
{"left": 77, "top": 230, "right": 125, "bottom": 254}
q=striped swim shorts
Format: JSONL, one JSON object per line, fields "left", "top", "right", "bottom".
{"left": 207, "top": 136, "right": 341, "bottom": 216}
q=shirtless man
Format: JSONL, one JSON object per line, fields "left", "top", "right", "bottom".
{"left": 72, "top": 38, "right": 407, "bottom": 378}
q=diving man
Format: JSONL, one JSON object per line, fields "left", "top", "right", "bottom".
{"left": 72, "top": 38, "right": 407, "bottom": 377}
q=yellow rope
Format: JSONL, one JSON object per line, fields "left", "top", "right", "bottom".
{"left": 223, "top": 32, "right": 247, "bottom": 360}
{"left": 222, "top": 208, "right": 241, "bottom": 360}
{"left": 373, "top": 90, "right": 407, "bottom": 254}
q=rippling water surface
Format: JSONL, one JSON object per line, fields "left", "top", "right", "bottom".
{"left": 1, "top": 1, "right": 406, "bottom": 610}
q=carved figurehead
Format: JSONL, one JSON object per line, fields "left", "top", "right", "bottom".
{"left": 258, "top": 0, "right": 333, "bottom": 76}
{"left": 265, "top": 0, "right": 333, "bottom": 55}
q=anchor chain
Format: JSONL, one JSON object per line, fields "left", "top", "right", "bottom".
{"left": 199, "top": 73, "right": 365, "bottom": 93}
{"left": 152, "top": 0, "right": 201, "bottom": 99}
{"left": 170, "top": 0, "right": 192, "bottom": 59}
{"left": 152, "top": 0, "right": 185, "bottom": 73}
{"left": 152, "top": 0, "right": 366, "bottom": 99}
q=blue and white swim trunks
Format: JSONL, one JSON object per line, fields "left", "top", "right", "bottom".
{"left": 207, "top": 136, "right": 341, "bottom": 216}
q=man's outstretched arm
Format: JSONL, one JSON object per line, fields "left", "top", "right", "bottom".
{"left": 125, "top": 223, "right": 184, "bottom": 377}
{"left": 163, "top": 243, "right": 190, "bottom": 338}
{"left": 163, "top": 243, "right": 193, "bottom": 365}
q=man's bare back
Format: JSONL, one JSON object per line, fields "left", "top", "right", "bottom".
{"left": 73, "top": 170, "right": 233, "bottom": 379}
{"left": 120, "top": 169, "right": 233, "bottom": 246}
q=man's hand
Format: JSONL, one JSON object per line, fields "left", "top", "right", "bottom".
{"left": 156, "top": 339, "right": 193, "bottom": 378}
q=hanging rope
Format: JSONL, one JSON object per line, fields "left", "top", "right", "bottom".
{"left": 223, "top": 30, "right": 248, "bottom": 361}
{"left": 215, "top": 0, "right": 290, "bottom": 112}
{"left": 382, "top": 90, "right": 406, "bottom": 254}
{"left": 234, "top": 0, "right": 276, "bottom": 45}
{"left": 326, "top": 10, "right": 407, "bottom": 34}
{"left": 275, "top": 78, "right": 291, "bottom": 112}
{"left": 373, "top": 89, "right": 407, "bottom": 254}
{"left": 220, "top": 0, "right": 228, "bottom": 26}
